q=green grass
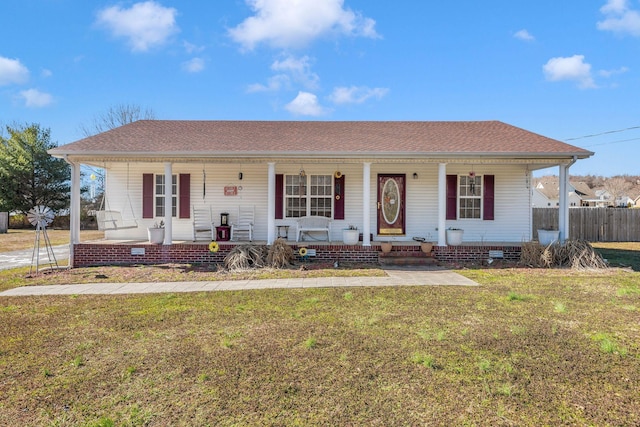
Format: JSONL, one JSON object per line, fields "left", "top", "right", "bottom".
{"left": 591, "top": 242, "right": 640, "bottom": 271}
{"left": 1, "top": 268, "right": 639, "bottom": 425}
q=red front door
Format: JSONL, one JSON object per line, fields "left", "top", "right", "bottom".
{"left": 377, "top": 174, "right": 406, "bottom": 235}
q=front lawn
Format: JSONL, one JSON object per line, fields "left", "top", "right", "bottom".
{"left": 1, "top": 268, "right": 638, "bottom": 426}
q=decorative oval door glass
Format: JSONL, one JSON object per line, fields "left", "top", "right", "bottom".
{"left": 382, "top": 178, "right": 400, "bottom": 225}
{"left": 377, "top": 174, "right": 405, "bottom": 235}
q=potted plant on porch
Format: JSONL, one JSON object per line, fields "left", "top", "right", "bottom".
{"left": 420, "top": 233, "right": 433, "bottom": 254}
{"left": 380, "top": 241, "right": 393, "bottom": 253}
{"left": 537, "top": 228, "right": 560, "bottom": 245}
{"left": 342, "top": 225, "right": 359, "bottom": 245}
{"left": 147, "top": 221, "right": 165, "bottom": 244}
{"left": 446, "top": 227, "right": 464, "bottom": 246}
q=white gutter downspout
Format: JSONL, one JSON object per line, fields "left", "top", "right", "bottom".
{"left": 63, "top": 155, "right": 81, "bottom": 268}
{"left": 558, "top": 156, "right": 578, "bottom": 243}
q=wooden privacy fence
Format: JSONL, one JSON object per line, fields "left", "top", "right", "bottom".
{"left": 533, "top": 208, "right": 640, "bottom": 242}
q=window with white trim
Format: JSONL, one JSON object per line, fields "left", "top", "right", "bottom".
{"left": 155, "top": 174, "right": 177, "bottom": 217}
{"left": 285, "top": 174, "right": 332, "bottom": 218}
{"left": 459, "top": 175, "right": 482, "bottom": 219}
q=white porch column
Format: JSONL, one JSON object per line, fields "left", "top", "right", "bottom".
{"left": 69, "top": 160, "right": 81, "bottom": 267}
{"left": 559, "top": 163, "right": 569, "bottom": 243}
{"left": 362, "top": 162, "right": 371, "bottom": 246}
{"left": 163, "top": 162, "right": 173, "bottom": 245}
{"left": 267, "top": 162, "right": 276, "bottom": 244}
{"left": 437, "top": 163, "right": 447, "bottom": 246}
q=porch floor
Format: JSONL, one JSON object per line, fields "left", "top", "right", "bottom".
{"left": 86, "top": 238, "right": 524, "bottom": 247}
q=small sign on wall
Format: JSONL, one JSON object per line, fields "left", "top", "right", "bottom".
{"left": 224, "top": 186, "right": 238, "bottom": 196}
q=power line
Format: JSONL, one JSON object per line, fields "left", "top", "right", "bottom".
{"left": 582, "top": 137, "right": 640, "bottom": 148}
{"left": 565, "top": 125, "right": 640, "bottom": 141}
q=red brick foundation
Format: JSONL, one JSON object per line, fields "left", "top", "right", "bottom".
{"left": 433, "top": 245, "right": 521, "bottom": 263}
{"left": 72, "top": 242, "right": 521, "bottom": 267}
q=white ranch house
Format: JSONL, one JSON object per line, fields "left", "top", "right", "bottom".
{"left": 49, "top": 120, "right": 593, "bottom": 267}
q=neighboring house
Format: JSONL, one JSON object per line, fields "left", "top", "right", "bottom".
{"left": 49, "top": 120, "right": 593, "bottom": 267}
{"left": 532, "top": 177, "right": 594, "bottom": 207}
{"left": 586, "top": 188, "right": 611, "bottom": 207}
{"left": 586, "top": 188, "right": 634, "bottom": 207}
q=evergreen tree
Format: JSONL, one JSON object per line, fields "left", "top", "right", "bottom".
{"left": 0, "top": 123, "right": 70, "bottom": 214}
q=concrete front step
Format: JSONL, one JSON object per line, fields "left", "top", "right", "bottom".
{"left": 378, "top": 251, "right": 438, "bottom": 266}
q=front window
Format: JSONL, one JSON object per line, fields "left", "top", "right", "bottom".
{"left": 459, "top": 175, "right": 482, "bottom": 219}
{"left": 285, "top": 174, "right": 332, "bottom": 218}
{"left": 155, "top": 174, "right": 177, "bottom": 217}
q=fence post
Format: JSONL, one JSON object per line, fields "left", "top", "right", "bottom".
{"left": 0, "top": 212, "right": 8, "bottom": 233}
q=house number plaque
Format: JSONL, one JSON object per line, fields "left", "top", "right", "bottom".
{"left": 224, "top": 186, "right": 238, "bottom": 196}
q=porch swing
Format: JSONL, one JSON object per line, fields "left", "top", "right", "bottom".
{"left": 95, "top": 164, "right": 139, "bottom": 231}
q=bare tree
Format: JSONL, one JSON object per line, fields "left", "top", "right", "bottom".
{"left": 78, "top": 104, "right": 156, "bottom": 208}
{"left": 603, "top": 177, "right": 631, "bottom": 207}
{"left": 79, "top": 103, "right": 155, "bottom": 137}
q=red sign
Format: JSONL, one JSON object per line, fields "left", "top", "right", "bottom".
{"left": 224, "top": 186, "right": 238, "bottom": 196}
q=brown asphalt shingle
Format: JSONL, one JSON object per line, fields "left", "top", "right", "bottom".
{"left": 50, "top": 120, "right": 593, "bottom": 158}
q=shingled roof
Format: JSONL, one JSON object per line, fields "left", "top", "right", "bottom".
{"left": 49, "top": 120, "right": 593, "bottom": 160}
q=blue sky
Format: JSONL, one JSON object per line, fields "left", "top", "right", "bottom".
{"left": 1, "top": 0, "right": 640, "bottom": 177}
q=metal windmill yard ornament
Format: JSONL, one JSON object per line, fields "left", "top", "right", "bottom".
{"left": 28, "top": 205, "right": 59, "bottom": 275}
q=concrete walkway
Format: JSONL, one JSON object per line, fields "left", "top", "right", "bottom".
{"left": 0, "top": 267, "right": 478, "bottom": 296}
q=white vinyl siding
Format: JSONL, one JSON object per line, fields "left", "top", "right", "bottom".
{"left": 102, "top": 162, "right": 533, "bottom": 243}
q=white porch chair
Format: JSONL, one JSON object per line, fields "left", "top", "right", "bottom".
{"left": 192, "top": 205, "right": 214, "bottom": 241}
{"left": 231, "top": 205, "right": 254, "bottom": 241}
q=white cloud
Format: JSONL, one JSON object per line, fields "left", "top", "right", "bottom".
{"left": 247, "top": 74, "right": 290, "bottom": 93}
{"left": 285, "top": 91, "right": 328, "bottom": 116}
{"left": 183, "top": 41, "right": 205, "bottom": 54}
{"left": 601, "top": 0, "right": 629, "bottom": 14}
{"left": 182, "top": 57, "right": 205, "bottom": 73}
{"left": 96, "top": 1, "right": 179, "bottom": 52}
{"left": 247, "top": 55, "right": 319, "bottom": 93}
{"left": 514, "top": 29, "right": 535, "bottom": 41}
{"left": 329, "top": 86, "right": 388, "bottom": 104}
{"left": 271, "top": 55, "right": 319, "bottom": 89}
{"left": 20, "top": 89, "right": 54, "bottom": 108}
{"left": 597, "top": 0, "right": 640, "bottom": 36}
{"left": 228, "top": 0, "right": 379, "bottom": 50}
{"left": 599, "top": 66, "right": 630, "bottom": 77}
{"left": 0, "top": 56, "right": 29, "bottom": 86}
{"left": 543, "top": 55, "right": 596, "bottom": 89}
{"left": 41, "top": 68, "right": 53, "bottom": 78}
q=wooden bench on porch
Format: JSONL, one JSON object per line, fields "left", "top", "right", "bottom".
{"left": 296, "top": 216, "right": 331, "bottom": 242}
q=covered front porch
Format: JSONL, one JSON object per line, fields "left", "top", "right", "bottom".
{"left": 64, "top": 156, "right": 569, "bottom": 268}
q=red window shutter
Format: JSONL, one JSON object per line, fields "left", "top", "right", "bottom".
{"left": 446, "top": 175, "right": 457, "bottom": 220}
{"left": 179, "top": 174, "right": 190, "bottom": 219}
{"left": 484, "top": 175, "right": 495, "bottom": 220}
{"left": 275, "top": 174, "right": 283, "bottom": 219}
{"left": 334, "top": 175, "right": 345, "bottom": 220}
{"left": 142, "top": 174, "right": 154, "bottom": 219}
